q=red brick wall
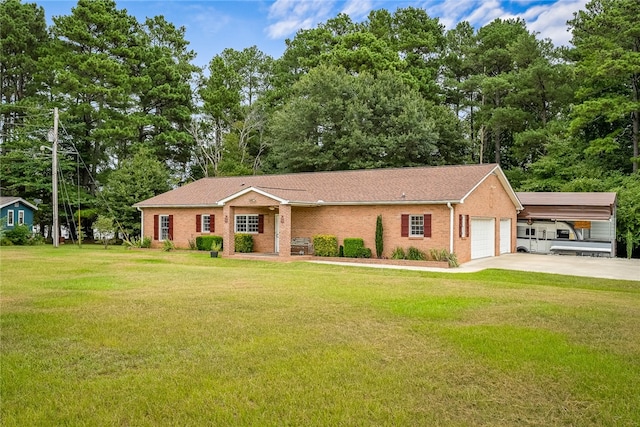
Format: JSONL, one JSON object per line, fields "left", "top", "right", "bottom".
{"left": 141, "top": 207, "right": 224, "bottom": 249}
{"left": 453, "top": 174, "right": 518, "bottom": 262}
{"left": 291, "top": 204, "right": 451, "bottom": 259}
{"left": 140, "top": 177, "right": 518, "bottom": 263}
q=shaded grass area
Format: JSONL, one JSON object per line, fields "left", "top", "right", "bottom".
{"left": 1, "top": 246, "right": 639, "bottom": 426}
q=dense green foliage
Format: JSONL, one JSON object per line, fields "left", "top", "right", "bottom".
{"left": 406, "top": 246, "right": 428, "bottom": 261}
{"left": 343, "top": 237, "right": 372, "bottom": 258}
{"left": 0, "top": 0, "right": 637, "bottom": 255}
{"left": 195, "top": 235, "right": 223, "bottom": 251}
{"left": 234, "top": 233, "right": 253, "bottom": 253}
{"left": 312, "top": 234, "right": 339, "bottom": 257}
{"left": 1, "top": 224, "right": 32, "bottom": 245}
{"left": 93, "top": 215, "right": 115, "bottom": 249}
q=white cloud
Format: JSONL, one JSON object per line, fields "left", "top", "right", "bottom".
{"left": 463, "top": 0, "right": 513, "bottom": 27}
{"left": 266, "top": 0, "right": 337, "bottom": 39}
{"left": 264, "top": 0, "right": 588, "bottom": 47}
{"left": 341, "top": 0, "right": 374, "bottom": 19}
{"left": 525, "top": 0, "right": 588, "bottom": 46}
{"left": 423, "top": 0, "right": 587, "bottom": 47}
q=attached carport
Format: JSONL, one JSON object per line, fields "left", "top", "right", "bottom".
{"left": 516, "top": 192, "right": 617, "bottom": 257}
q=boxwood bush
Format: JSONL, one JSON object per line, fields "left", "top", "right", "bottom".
{"left": 196, "top": 235, "right": 223, "bottom": 251}
{"left": 343, "top": 238, "right": 372, "bottom": 258}
{"left": 313, "top": 234, "right": 339, "bottom": 257}
{"left": 234, "top": 234, "right": 253, "bottom": 253}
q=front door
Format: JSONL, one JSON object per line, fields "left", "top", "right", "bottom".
{"left": 274, "top": 214, "right": 280, "bottom": 253}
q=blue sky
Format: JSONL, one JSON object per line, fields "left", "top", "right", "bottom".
{"left": 34, "top": 0, "right": 588, "bottom": 68}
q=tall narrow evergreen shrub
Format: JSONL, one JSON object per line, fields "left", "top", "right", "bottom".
{"left": 375, "top": 215, "right": 383, "bottom": 258}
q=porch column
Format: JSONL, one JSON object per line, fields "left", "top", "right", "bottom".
{"left": 222, "top": 205, "right": 235, "bottom": 256}
{"left": 278, "top": 204, "right": 292, "bottom": 257}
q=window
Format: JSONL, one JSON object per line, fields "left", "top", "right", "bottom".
{"left": 401, "top": 214, "right": 432, "bottom": 238}
{"left": 556, "top": 229, "right": 570, "bottom": 239}
{"left": 459, "top": 214, "right": 470, "bottom": 238}
{"left": 160, "top": 215, "right": 171, "bottom": 240}
{"left": 410, "top": 215, "right": 424, "bottom": 237}
{"left": 235, "top": 214, "right": 260, "bottom": 233}
{"left": 7, "top": 210, "right": 14, "bottom": 226}
{"left": 153, "top": 214, "right": 173, "bottom": 241}
{"left": 18, "top": 210, "right": 25, "bottom": 225}
{"left": 196, "top": 214, "right": 215, "bottom": 233}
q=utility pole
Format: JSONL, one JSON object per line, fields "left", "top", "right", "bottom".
{"left": 52, "top": 107, "right": 59, "bottom": 248}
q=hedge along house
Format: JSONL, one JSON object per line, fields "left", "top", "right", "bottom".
{"left": 134, "top": 164, "right": 523, "bottom": 264}
{"left": 1, "top": 197, "right": 38, "bottom": 231}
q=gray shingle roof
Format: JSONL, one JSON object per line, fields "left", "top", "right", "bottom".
{"left": 135, "top": 164, "right": 520, "bottom": 208}
{"left": 0, "top": 196, "right": 38, "bottom": 210}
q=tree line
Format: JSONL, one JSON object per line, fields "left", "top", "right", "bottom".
{"left": 1, "top": 0, "right": 638, "bottom": 255}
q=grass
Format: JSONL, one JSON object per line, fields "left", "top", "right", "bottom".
{"left": 1, "top": 245, "right": 639, "bottom": 426}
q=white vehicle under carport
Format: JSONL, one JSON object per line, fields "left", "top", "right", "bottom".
{"left": 516, "top": 220, "right": 612, "bottom": 256}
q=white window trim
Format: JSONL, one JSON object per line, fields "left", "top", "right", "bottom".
{"left": 159, "top": 214, "right": 170, "bottom": 241}
{"left": 202, "top": 214, "right": 211, "bottom": 233}
{"left": 7, "top": 210, "right": 14, "bottom": 226}
{"left": 235, "top": 214, "right": 259, "bottom": 234}
{"left": 409, "top": 214, "right": 424, "bottom": 238}
{"left": 18, "top": 210, "right": 25, "bottom": 226}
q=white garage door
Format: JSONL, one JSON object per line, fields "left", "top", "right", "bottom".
{"left": 500, "top": 218, "right": 511, "bottom": 254}
{"left": 471, "top": 218, "right": 495, "bottom": 259}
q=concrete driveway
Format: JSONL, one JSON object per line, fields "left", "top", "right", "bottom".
{"left": 313, "top": 253, "right": 639, "bottom": 281}
{"left": 458, "top": 253, "right": 639, "bottom": 281}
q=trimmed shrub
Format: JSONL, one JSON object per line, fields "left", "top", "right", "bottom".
{"left": 234, "top": 234, "right": 253, "bottom": 253}
{"left": 406, "top": 246, "right": 427, "bottom": 261}
{"left": 196, "top": 235, "right": 223, "bottom": 251}
{"left": 391, "top": 247, "right": 406, "bottom": 260}
{"left": 343, "top": 238, "right": 364, "bottom": 258}
{"left": 313, "top": 235, "right": 339, "bottom": 257}
{"left": 343, "top": 238, "right": 372, "bottom": 258}
{"left": 357, "top": 247, "right": 372, "bottom": 258}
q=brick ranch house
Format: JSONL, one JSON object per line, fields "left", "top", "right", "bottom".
{"left": 134, "top": 164, "right": 523, "bottom": 264}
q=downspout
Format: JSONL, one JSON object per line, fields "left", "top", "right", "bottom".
{"left": 447, "top": 202, "right": 454, "bottom": 254}
{"left": 137, "top": 207, "right": 143, "bottom": 239}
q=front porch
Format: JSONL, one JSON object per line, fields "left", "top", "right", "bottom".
{"left": 219, "top": 188, "right": 299, "bottom": 258}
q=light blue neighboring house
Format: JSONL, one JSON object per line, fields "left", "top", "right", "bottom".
{"left": 1, "top": 197, "right": 38, "bottom": 230}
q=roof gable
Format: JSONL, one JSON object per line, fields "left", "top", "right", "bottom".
{"left": 135, "top": 164, "right": 521, "bottom": 209}
{"left": 0, "top": 197, "right": 38, "bottom": 211}
{"left": 217, "top": 187, "right": 289, "bottom": 205}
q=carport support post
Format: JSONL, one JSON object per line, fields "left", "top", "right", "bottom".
{"left": 222, "top": 205, "right": 235, "bottom": 256}
{"left": 278, "top": 204, "right": 291, "bottom": 257}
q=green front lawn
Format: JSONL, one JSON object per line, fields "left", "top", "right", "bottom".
{"left": 2, "top": 246, "right": 639, "bottom": 426}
